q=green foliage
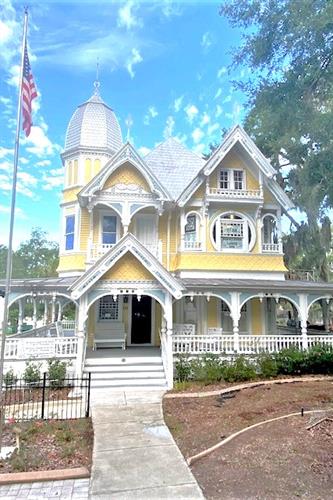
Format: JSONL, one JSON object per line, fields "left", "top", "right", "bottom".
{"left": 274, "top": 347, "right": 307, "bottom": 375}
{"left": 47, "top": 359, "right": 67, "bottom": 388}
{"left": 23, "top": 361, "right": 42, "bottom": 385}
{"left": 306, "top": 344, "right": 333, "bottom": 374}
{"left": 220, "top": 0, "right": 333, "bottom": 281}
{"left": 222, "top": 356, "right": 257, "bottom": 383}
{"left": 256, "top": 352, "right": 278, "bottom": 378}
{"left": 175, "top": 355, "right": 192, "bottom": 382}
{"left": 3, "top": 369, "right": 17, "bottom": 387}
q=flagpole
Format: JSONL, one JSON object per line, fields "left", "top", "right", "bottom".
{"left": 0, "top": 7, "right": 29, "bottom": 449}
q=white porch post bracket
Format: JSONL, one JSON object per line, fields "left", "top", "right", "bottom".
{"left": 32, "top": 296, "right": 37, "bottom": 329}
{"left": 18, "top": 298, "right": 24, "bottom": 334}
{"left": 164, "top": 293, "right": 174, "bottom": 389}
{"left": 57, "top": 301, "right": 63, "bottom": 322}
{"left": 298, "top": 293, "right": 308, "bottom": 350}
{"left": 51, "top": 293, "right": 57, "bottom": 323}
{"left": 230, "top": 292, "right": 241, "bottom": 353}
{"left": 43, "top": 299, "right": 48, "bottom": 325}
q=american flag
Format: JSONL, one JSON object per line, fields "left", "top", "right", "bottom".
{"left": 22, "top": 41, "right": 37, "bottom": 137}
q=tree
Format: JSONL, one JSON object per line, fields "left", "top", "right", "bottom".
{"left": 14, "top": 228, "right": 59, "bottom": 278}
{"left": 220, "top": 0, "right": 333, "bottom": 280}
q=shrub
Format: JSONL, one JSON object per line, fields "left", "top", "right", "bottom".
{"left": 273, "top": 347, "right": 307, "bottom": 375}
{"left": 23, "top": 361, "right": 41, "bottom": 385}
{"left": 222, "top": 356, "right": 257, "bottom": 383}
{"left": 175, "top": 355, "right": 192, "bottom": 382}
{"left": 47, "top": 359, "right": 67, "bottom": 388}
{"left": 198, "top": 354, "right": 224, "bottom": 383}
{"left": 4, "top": 368, "right": 17, "bottom": 387}
{"left": 305, "top": 344, "right": 333, "bottom": 374}
{"left": 256, "top": 352, "right": 278, "bottom": 378}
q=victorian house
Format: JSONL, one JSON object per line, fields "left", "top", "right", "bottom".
{"left": 1, "top": 83, "right": 333, "bottom": 390}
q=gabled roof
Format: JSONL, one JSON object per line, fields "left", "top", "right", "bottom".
{"left": 78, "top": 142, "right": 171, "bottom": 202}
{"left": 177, "top": 125, "right": 294, "bottom": 210}
{"left": 69, "top": 233, "right": 184, "bottom": 300}
{"left": 145, "top": 137, "right": 205, "bottom": 199}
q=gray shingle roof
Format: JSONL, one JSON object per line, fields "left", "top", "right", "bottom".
{"left": 64, "top": 91, "right": 123, "bottom": 153}
{"left": 144, "top": 137, "right": 205, "bottom": 199}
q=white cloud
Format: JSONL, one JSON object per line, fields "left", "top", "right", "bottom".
{"left": 200, "top": 112, "right": 210, "bottom": 127}
{"left": 214, "top": 88, "right": 222, "bottom": 100}
{"left": 0, "top": 146, "right": 13, "bottom": 159}
{"left": 41, "top": 168, "right": 63, "bottom": 191}
{"left": 225, "top": 101, "right": 242, "bottom": 124}
{"left": 160, "top": 0, "right": 183, "bottom": 18}
{"left": 0, "top": 204, "right": 26, "bottom": 219}
{"left": 117, "top": 1, "right": 142, "bottom": 30}
{"left": 208, "top": 123, "right": 220, "bottom": 135}
{"left": 173, "top": 95, "right": 183, "bottom": 113}
{"left": 223, "top": 94, "right": 232, "bottom": 103}
{"left": 143, "top": 105, "right": 158, "bottom": 125}
{"left": 126, "top": 48, "right": 143, "bottom": 78}
{"left": 6, "top": 64, "right": 19, "bottom": 87}
{"left": 201, "top": 31, "right": 214, "bottom": 50}
{"left": 193, "top": 143, "right": 205, "bottom": 154}
{"left": 217, "top": 66, "right": 227, "bottom": 79}
{"left": 36, "top": 159, "right": 52, "bottom": 167}
{"left": 192, "top": 127, "right": 204, "bottom": 144}
{"left": 138, "top": 146, "right": 151, "bottom": 156}
{"left": 216, "top": 104, "right": 223, "bottom": 118}
{"left": 184, "top": 104, "right": 199, "bottom": 123}
{"left": 163, "top": 115, "right": 175, "bottom": 138}
{"left": 23, "top": 125, "right": 61, "bottom": 158}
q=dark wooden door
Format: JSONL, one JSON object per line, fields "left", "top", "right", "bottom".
{"left": 131, "top": 296, "right": 152, "bottom": 344}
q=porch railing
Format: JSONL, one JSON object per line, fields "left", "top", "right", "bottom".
{"left": 285, "top": 270, "right": 318, "bottom": 281}
{"left": 262, "top": 242, "right": 282, "bottom": 253}
{"left": 89, "top": 240, "right": 163, "bottom": 262}
{"left": 172, "top": 334, "right": 333, "bottom": 355}
{"left": 207, "top": 187, "right": 263, "bottom": 199}
{"left": 3, "top": 337, "right": 78, "bottom": 360}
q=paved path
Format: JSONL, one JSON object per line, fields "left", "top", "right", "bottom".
{"left": 89, "top": 390, "right": 204, "bottom": 499}
{"left": 0, "top": 478, "right": 89, "bottom": 499}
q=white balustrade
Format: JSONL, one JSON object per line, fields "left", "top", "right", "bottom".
{"left": 61, "top": 320, "right": 76, "bottom": 330}
{"left": 262, "top": 243, "right": 282, "bottom": 253}
{"left": 208, "top": 187, "right": 262, "bottom": 199}
{"left": 2, "top": 337, "right": 78, "bottom": 360}
{"left": 89, "top": 240, "right": 163, "bottom": 262}
{"left": 172, "top": 334, "right": 333, "bottom": 355}
{"left": 183, "top": 240, "right": 202, "bottom": 251}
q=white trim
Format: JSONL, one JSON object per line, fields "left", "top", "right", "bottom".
{"left": 218, "top": 167, "right": 247, "bottom": 191}
{"left": 178, "top": 270, "right": 286, "bottom": 280}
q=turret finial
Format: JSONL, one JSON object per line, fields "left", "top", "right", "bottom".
{"left": 93, "top": 58, "right": 100, "bottom": 95}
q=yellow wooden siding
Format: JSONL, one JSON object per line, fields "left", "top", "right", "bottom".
{"left": 208, "top": 150, "right": 259, "bottom": 190}
{"left": 251, "top": 298, "right": 263, "bottom": 334}
{"left": 103, "top": 162, "right": 150, "bottom": 191}
{"left": 94, "top": 158, "right": 101, "bottom": 176}
{"left": 84, "top": 159, "right": 92, "bottom": 184}
{"left": 207, "top": 297, "right": 218, "bottom": 328}
{"left": 171, "top": 253, "right": 286, "bottom": 272}
{"left": 101, "top": 252, "right": 155, "bottom": 281}
{"left": 57, "top": 253, "right": 86, "bottom": 273}
{"left": 62, "top": 188, "right": 80, "bottom": 203}
{"left": 73, "top": 160, "right": 78, "bottom": 185}
{"left": 80, "top": 208, "right": 90, "bottom": 251}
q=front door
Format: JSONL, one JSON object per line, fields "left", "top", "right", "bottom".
{"left": 131, "top": 296, "right": 152, "bottom": 344}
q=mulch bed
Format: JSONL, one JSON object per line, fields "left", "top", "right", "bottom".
{"left": 0, "top": 419, "right": 93, "bottom": 474}
{"left": 163, "top": 380, "right": 333, "bottom": 499}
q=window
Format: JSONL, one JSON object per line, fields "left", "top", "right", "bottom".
{"left": 212, "top": 212, "right": 255, "bottom": 252}
{"left": 263, "top": 215, "right": 278, "bottom": 244}
{"left": 102, "top": 215, "right": 117, "bottom": 245}
{"left": 219, "top": 169, "right": 229, "bottom": 189}
{"left": 185, "top": 215, "right": 197, "bottom": 242}
{"left": 233, "top": 170, "right": 243, "bottom": 190}
{"left": 65, "top": 215, "right": 75, "bottom": 250}
{"left": 99, "top": 296, "right": 119, "bottom": 321}
{"left": 219, "top": 168, "right": 244, "bottom": 190}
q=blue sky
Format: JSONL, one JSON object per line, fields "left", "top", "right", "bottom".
{"left": 0, "top": 0, "right": 250, "bottom": 248}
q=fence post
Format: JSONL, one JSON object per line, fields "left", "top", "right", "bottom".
{"left": 85, "top": 372, "right": 91, "bottom": 418}
{"left": 41, "top": 372, "right": 47, "bottom": 420}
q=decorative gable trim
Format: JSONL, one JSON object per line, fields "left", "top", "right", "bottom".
{"left": 78, "top": 142, "right": 171, "bottom": 202}
{"left": 177, "top": 125, "right": 294, "bottom": 210}
{"left": 69, "top": 233, "right": 184, "bottom": 300}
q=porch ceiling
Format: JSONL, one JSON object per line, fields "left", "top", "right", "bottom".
{"left": 0, "top": 276, "right": 79, "bottom": 295}
{"left": 181, "top": 278, "right": 333, "bottom": 293}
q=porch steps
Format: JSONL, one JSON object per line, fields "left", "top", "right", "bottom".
{"left": 84, "top": 351, "right": 168, "bottom": 391}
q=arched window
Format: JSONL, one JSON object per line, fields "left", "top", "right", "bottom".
{"left": 183, "top": 212, "right": 202, "bottom": 250}
{"left": 211, "top": 211, "right": 255, "bottom": 252}
{"left": 262, "top": 214, "right": 280, "bottom": 252}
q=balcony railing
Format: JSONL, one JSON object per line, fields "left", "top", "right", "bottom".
{"left": 262, "top": 242, "right": 282, "bottom": 253}
{"left": 207, "top": 187, "right": 263, "bottom": 200}
{"left": 182, "top": 240, "right": 202, "bottom": 251}
{"left": 285, "top": 270, "right": 318, "bottom": 282}
{"left": 88, "top": 240, "right": 163, "bottom": 262}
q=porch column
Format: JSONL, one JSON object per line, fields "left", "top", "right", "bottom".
{"left": 164, "top": 293, "right": 174, "bottom": 389}
{"left": 32, "top": 297, "right": 37, "bottom": 330}
{"left": 51, "top": 295, "right": 56, "bottom": 323}
{"left": 230, "top": 292, "right": 241, "bottom": 353}
{"left": 57, "top": 301, "right": 63, "bottom": 322}
{"left": 298, "top": 293, "right": 308, "bottom": 350}
{"left": 43, "top": 299, "right": 48, "bottom": 325}
{"left": 0, "top": 295, "right": 4, "bottom": 336}
{"left": 75, "top": 295, "right": 88, "bottom": 380}
{"left": 18, "top": 298, "right": 24, "bottom": 334}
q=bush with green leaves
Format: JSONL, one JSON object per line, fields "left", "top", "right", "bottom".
{"left": 175, "top": 355, "right": 192, "bottom": 382}
{"left": 194, "top": 354, "right": 224, "bottom": 383}
{"left": 305, "top": 344, "right": 333, "bottom": 374}
{"left": 4, "top": 368, "right": 17, "bottom": 387}
{"left": 23, "top": 361, "right": 41, "bottom": 385}
{"left": 221, "top": 356, "right": 257, "bottom": 383}
{"left": 47, "top": 359, "right": 67, "bottom": 388}
{"left": 256, "top": 352, "right": 278, "bottom": 379}
{"left": 273, "top": 347, "right": 307, "bottom": 375}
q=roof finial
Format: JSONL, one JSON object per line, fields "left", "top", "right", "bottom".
{"left": 125, "top": 114, "right": 133, "bottom": 142}
{"left": 93, "top": 58, "right": 100, "bottom": 95}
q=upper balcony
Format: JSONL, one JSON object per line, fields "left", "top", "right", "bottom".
{"left": 88, "top": 240, "right": 163, "bottom": 263}
{"left": 206, "top": 186, "right": 264, "bottom": 203}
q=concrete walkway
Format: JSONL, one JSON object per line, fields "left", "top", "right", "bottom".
{"left": 89, "top": 391, "right": 204, "bottom": 499}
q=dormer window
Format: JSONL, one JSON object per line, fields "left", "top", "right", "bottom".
{"left": 102, "top": 215, "right": 117, "bottom": 245}
{"left": 219, "top": 169, "right": 244, "bottom": 190}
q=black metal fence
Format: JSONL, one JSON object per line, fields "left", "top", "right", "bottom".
{"left": 1, "top": 373, "right": 91, "bottom": 422}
